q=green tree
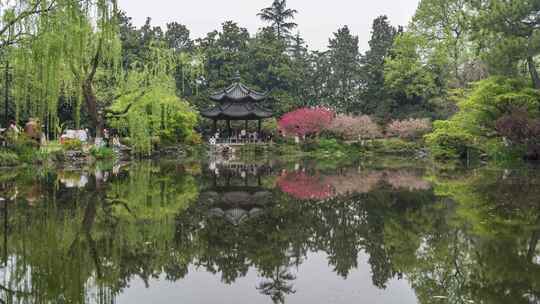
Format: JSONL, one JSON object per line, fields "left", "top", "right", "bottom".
{"left": 472, "top": 0, "right": 540, "bottom": 89}
{"left": 288, "top": 33, "right": 311, "bottom": 103}
{"left": 384, "top": 32, "right": 440, "bottom": 118}
{"left": 0, "top": 0, "right": 57, "bottom": 50}
{"left": 412, "top": 0, "right": 473, "bottom": 87}
{"left": 360, "top": 16, "right": 399, "bottom": 117}
{"left": 108, "top": 43, "right": 198, "bottom": 155}
{"left": 327, "top": 26, "right": 360, "bottom": 113}
{"left": 244, "top": 27, "right": 297, "bottom": 113}
{"left": 117, "top": 10, "right": 142, "bottom": 69}
{"left": 257, "top": 0, "right": 298, "bottom": 41}
{"left": 165, "top": 21, "right": 192, "bottom": 52}
{"left": 303, "top": 50, "right": 332, "bottom": 107}
{"left": 10, "top": 0, "right": 121, "bottom": 137}
{"left": 200, "top": 21, "right": 250, "bottom": 89}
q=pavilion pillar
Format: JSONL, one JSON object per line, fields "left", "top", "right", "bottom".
{"left": 212, "top": 119, "right": 217, "bottom": 135}
{"left": 227, "top": 120, "right": 232, "bottom": 138}
{"left": 244, "top": 120, "right": 248, "bottom": 131}
{"left": 258, "top": 120, "right": 262, "bottom": 136}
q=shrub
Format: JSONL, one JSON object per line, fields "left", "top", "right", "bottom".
{"left": 329, "top": 115, "right": 382, "bottom": 140}
{"left": 425, "top": 120, "right": 475, "bottom": 160}
{"left": 62, "top": 139, "right": 83, "bottom": 151}
{"left": 110, "top": 80, "right": 199, "bottom": 154}
{"left": 0, "top": 151, "right": 20, "bottom": 167}
{"left": 371, "top": 138, "right": 421, "bottom": 155}
{"left": 7, "top": 135, "right": 40, "bottom": 163}
{"left": 186, "top": 133, "right": 203, "bottom": 145}
{"left": 262, "top": 118, "right": 279, "bottom": 135}
{"left": 386, "top": 118, "right": 432, "bottom": 140}
{"left": 317, "top": 138, "right": 342, "bottom": 151}
{"left": 457, "top": 77, "right": 540, "bottom": 132}
{"left": 495, "top": 107, "right": 540, "bottom": 159}
{"left": 278, "top": 107, "right": 334, "bottom": 138}
{"left": 385, "top": 170, "right": 431, "bottom": 191}
{"left": 90, "top": 147, "right": 115, "bottom": 160}
{"left": 159, "top": 108, "right": 199, "bottom": 145}
{"left": 424, "top": 77, "right": 540, "bottom": 161}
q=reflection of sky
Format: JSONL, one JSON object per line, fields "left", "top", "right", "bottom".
{"left": 117, "top": 252, "right": 418, "bottom": 304}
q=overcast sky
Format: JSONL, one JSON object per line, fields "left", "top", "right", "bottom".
{"left": 117, "top": 0, "right": 420, "bottom": 51}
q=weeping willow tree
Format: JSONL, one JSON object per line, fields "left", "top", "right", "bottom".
{"left": 0, "top": 0, "right": 58, "bottom": 49}
{"left": 10, "top": 0, "right": 120, "bottom": 138}
{"left": 108, "top": 42, "right": 198, "bottom": 155}
{"left": 177, "top": 50, "right": 205, "bottom": 97}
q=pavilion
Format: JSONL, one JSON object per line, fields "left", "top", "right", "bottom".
{"left": 201, "top": 74, "right": 273, "bottom": 140}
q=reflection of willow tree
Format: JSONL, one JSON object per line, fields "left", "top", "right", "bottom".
{"left": 0, "top": 162, "right": 199, "bottom": 303}
{"left": 3, "top": 164, "right": 540, "bottom": 304}
{"left": 396, "top": 168, "right": 540, "bottom": 304}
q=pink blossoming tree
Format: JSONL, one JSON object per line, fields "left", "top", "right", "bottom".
{"left": 386, "top": 118, "right": 432, "bottom": 139}
{"left": 278, "top": 107, "right": 334, "bottom": 138}
{"left": 329, "top": 114, "right": 382, "bottom": 140}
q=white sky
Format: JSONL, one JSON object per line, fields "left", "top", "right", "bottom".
{"left": 117, "top": 0, "right": 420, "bottom": 52}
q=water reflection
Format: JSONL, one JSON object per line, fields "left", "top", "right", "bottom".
{"left": 0, "top": 160, "right": 539, "bottom": 303}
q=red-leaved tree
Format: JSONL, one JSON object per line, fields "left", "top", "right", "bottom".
{"left": 278, "top": 107, "right": 334, "bottom": 137}
{"left": 496, "top": 107, "right": 540, "bottom": 159}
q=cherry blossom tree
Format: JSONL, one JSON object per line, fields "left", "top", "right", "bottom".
{"left": 329, "top": 114, "right": 382, "bottom": 140}
{"left": 386, "top": 118, "right": 432, "bottom": 139}
{"left": 278, "top": 107, "right": 334, "bottom": 138}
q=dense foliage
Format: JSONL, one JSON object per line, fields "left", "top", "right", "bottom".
{"left": 329, "top": 115, "right": 382, "bottom": 140}
{"left": 386, "top": 118, "right": 432, "bottom": 140}
{"left": 4, "top": 160, "right": 540, "bottom": 303}
{"left": 0, "top": 0, "right": 537, "bottom": 161}
{"left": 426, "top": 77, "right": 540, "bottom": 160}
{"left": 277, "top": 107, "right": 334, "bottom": 138}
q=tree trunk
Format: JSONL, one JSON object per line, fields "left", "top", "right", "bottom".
{"left": 82, "top": 79, "right": 103, "bottom": 138}
{"left": 527, "top": 56, "right": 540, "bottom": 90}
{"left": 82, "top": 37, "right": 104, "bottom": 139}
{"left": 4, "top": 61, "right": 9, "bottom": 126}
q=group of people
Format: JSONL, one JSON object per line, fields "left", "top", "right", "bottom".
{"left": 211, "top": 129, "right": 273, "bottom": 144}
{"left": 1, "top": 118, "right": 127, "bottom": 150}
{"left": 60, "top": 128, "right": 124, "bottom": 148}
{"left": 1, "top": 119, "right": 44, "bottom": 145}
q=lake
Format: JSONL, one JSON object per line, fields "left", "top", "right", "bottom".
{"left": 1, "top": 157, "right": 539, "bottom": 304}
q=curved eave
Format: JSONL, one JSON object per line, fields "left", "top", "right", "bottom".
{"left": 209, "top": 82, "right": 268, "bottom": 102}
{"left": 209, "top": 96, "right": 267, "bottom": 103}
{"left": 200, "top": 112, "right": 273, "bottom": 120}
{"left": 200, "top": 104, "right": 273, "bottom": 120}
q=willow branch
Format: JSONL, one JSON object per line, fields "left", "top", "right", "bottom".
{"left": 0, "top": 283, "right": 31, "bottom": 297}
{"left": 86, "top": 36, "right": 103, "bottom": 83}
{"left": 0, "top": 0, "right": 57, "bottom": 39}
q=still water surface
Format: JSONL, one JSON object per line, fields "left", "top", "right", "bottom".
{"left": 1, "top": 158, "right": 539, "bottom": 303}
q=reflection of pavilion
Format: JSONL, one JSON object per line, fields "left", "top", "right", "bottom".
{"left": 201, "top": 162, "right": 275, "bottom": 225}
{"left": 204, "top": 189, "right": 270, "bottom": 225}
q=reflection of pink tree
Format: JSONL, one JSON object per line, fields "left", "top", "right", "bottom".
{"left": 385, "top": 170, "right": 431, "bottom": 191}
{"left": 324, "top": 171, "right": 383, "bottom": 195}
{"left": 277, "top": 171, "right": 334, "bottom": 200}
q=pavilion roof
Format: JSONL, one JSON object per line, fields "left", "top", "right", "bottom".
{"left": 200, "top": 101, "right": 273, "bottom": 120}
{"left": 202, "top": 74, "right": 273, "bottom": 120}
{"left": 209, "top": 82, "right": 268, "bottom": 103}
